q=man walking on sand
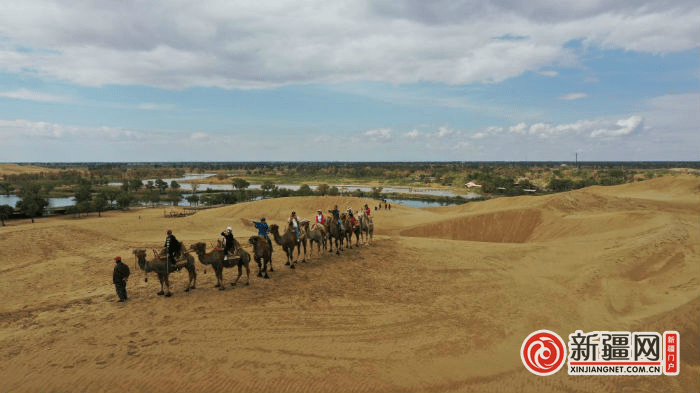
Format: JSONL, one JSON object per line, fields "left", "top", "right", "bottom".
{"left": 113, "top": 256, "right": 130, "bottom": 302}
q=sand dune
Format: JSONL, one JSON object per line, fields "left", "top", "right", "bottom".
{"left": 0, "top": 176, "right": 697, "bottom": 392}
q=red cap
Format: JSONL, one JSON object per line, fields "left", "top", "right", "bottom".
{"left": 114, "top": 256, "right": 121, "bottom": 261}
{"left": 167, "top": 229, "right": 172, "bottom": 234}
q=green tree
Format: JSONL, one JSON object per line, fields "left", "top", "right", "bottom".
{"left": 105, "top": 189, "right": 118, "bottom": 207}
{"left": 116, "top": 192, "right": 135, "bottom": 209}
{"left": 371, "top": 186, "right": 383, "bottom": 198}
{"left": 328, "top": 186, "right": 340, "bottom": 196}
{"left": 130, "top": 178, "right": 143, "bottom": 191}
{"left": 167, "top": 190, "right": 181, "bottom": 206}
{"left": 74, "top": 180, "right": 92, "bottom": 205}
{"left": 170, "top": 180, "right": 180, "bottom": 189}
{"left": 186, "top": 194, "right": 200, "bottom": 206}
{"left": 155, "top": 178, "right": 168, "bottom": 193}
{"left": 0, "top": 204, "right": 14, "bottom": 226}
{"left": 316, "top": 183, "right": 330, "bottom": 196}
{"left": 43, "top": 182, "right": 57, "bottom": 195}
{"left": 93, "top": 193, "right": 109, "bottom": 217}
{"left": 0, "top": 182, "right": 15, "bottom": 196}
{"left": 16, "top": 184, "right": 48, "bottom": 223}
{"left": 547, "top": 178, "right": 574, "bottom": 192}
{"left": 145, "top": 180, "right": 155, "bottom": 190}
{"left": 232, "top": 178, "right": 250, "bottom": 190}
{"left": 77, "top": 200, "right": 92, "bottom": 217}
{"left": 143, "top": 190, "right": 160, "bottom": 206}
{"left": 297, "top": 184, "right": 313, "bottom": 196}
{"left": 261, "top": 180, "right": 277, "bottom": 197}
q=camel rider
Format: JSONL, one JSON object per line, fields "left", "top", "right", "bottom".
{"left": 346, "top": 207, "right": 357, "bottom": 227}
{"left": 364, "top": 204, "right": 373, "bottom": 223}
{"left": 328, "top": 205, "right": 341, "bottom": 229}
{"left": 315, "top": 209, "right": 326, "bottom": 230}
{"left": 288, "top": 211, "right": 301, "bottom": 244}
{"left": 253, "top": 217, "right": 273, "bottom": 252}
{"left": 113, "top": 256, "right": 130, "bottom": 302}
{"left": 221, "top": 227, "right": 236, "bottom": 260}
{"left": 164, "top": 229, "right": 180, "bottom": 271}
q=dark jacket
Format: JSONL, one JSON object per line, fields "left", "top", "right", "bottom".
{"left": 328, "top": 208, "right": 340, "bottom": 220}
{"left": 221, "top": 231, "right": 235, "bottom": 253}
{"left": 113, "top": 261, "right": 131, "bottom": 284}
{"left": 165, "top": 234, "right": 180, "bottom": 256}
{"left": 254, "top": 222, "right": 269, "bottom": 237}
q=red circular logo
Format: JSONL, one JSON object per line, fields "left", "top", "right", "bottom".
{"left": 521, "top": 330, "right": 567, "bottom": 376}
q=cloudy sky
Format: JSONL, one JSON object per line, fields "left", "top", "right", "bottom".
{"left": 0, "top": 0, "right": 698, "bottom": 162}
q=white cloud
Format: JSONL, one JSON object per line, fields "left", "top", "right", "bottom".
{"left": 471, "top": 125, "right": 504, "bottom": 139}
{"left": 538, "top": 71, "right": 559, "bottom": 77}
{"left": 0, "top": 88, "right": 72, "bottom": 103}
{"left": 529, "top": 123, "right": 547, "bottom": 135}
{"left": 436, "top": 126, "right": 456, "bottom": 138}
{"left": 589, "top": 116, "right": 643, "bottom": 138}
{"left": 403, "top": 129, "right": 422, "bottom": 139}
{"left": 362, "top": 128, "right": 392, "bottom": 142}
{"left": 584, "top": 76, "right": 599, "bottom": 83}
{"left": 468, "top": 116, "right": 645, "bottom": 141}
{"left": 190, "top": 131, "right": 210, "bottom": 141}
{"left": 0, "top": 1, "right": 696, "bottom": 89}
{"left": 509, "top": 122, "right": 527, "bottom": 134}
{"left": 0, "top": 119, "right": 146, "bottom": 142}
{"left": 559, "top": 93, "right": 588, "bottom": 100}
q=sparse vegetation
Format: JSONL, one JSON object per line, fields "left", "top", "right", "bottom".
{"left": 0, "top": 161, "right": 697, "bottom": 224}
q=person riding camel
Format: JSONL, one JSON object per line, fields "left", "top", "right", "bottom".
{"left": 315, "top": 209, "right": 326, "bottom": 230}
{"left": 220, "top": 226, "right": 236, "bottom": 260}
{"left": 328, "top": 205, "right": 341, "bottom": 230}
{"left": 364, "top": 204, "right": 373, "bottom": 223}
{"left": 288, "top": 211, "right": 301, "bottom": 244}
{"left": 253, "top": 217, "right": 273, "bottom": 252}
{"left": 346, "top": 207, "right": 357, "bottom": 227}
{"left": 164, "top": 229, "right": 180, "bottom": 271}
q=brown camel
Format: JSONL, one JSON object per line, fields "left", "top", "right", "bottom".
{"left": 326, "top": 215, "right": 344, "bottom": 254}
{"left": 269, "top": 223, "right": 305, "bottom": 268}
{"left": 190, "top": 241, "right": 251, "bottom": 290}
{"left": 248, "top": 235, "right": 273, "bottom": 279}
{"left": 302, "top": 221, "right": 326, "bottom": 260}
{"left": 132, "top": 248, "right": 197, "bottom": 297}
{"left": 341, "top": 213, "right": 359, "bottom": 249}
{"left": 358, "top": 210, "right": 374, "bottom": 245}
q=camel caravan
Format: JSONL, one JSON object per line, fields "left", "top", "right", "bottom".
{"left": 129, "top": 205, "right": 374, "bottom": 298}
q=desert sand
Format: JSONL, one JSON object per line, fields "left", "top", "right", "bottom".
{"left": 0, "top": 175, "right": 698, "bottom": 392}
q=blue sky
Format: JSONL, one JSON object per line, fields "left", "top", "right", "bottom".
{"left": 0, "top": 0, "right": 698, "bottom": 162}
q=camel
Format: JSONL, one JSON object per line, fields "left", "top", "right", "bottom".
{"left": 303, "top": 221, "right": 326, "bottom": 260}
{"left": 358, "top": 210, "right": 374, "bottom": 245}
{"left": 190, "top": 241, "right": 252, "bottom": 290}
{"left": 132, "top": 248, "right": 197, "bottom": 297}
{"left": 269, "top": 223, "right": 306, "bottom": 268}
{"left": 341, "top": 213, "right": 359, "bottom": 249}
{"left": 248, "top": 235, "right": 273, "bottom": 279}
{"left": 326, "top": 215, "right": 344, "bottom": 255}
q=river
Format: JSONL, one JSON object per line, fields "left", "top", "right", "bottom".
{"left": 109, "top": 173, "right": 480, "bottom": 199}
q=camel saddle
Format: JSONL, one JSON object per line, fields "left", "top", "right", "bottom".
{"left": 223, "top": 251, "right": 240, "bottom": 261}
